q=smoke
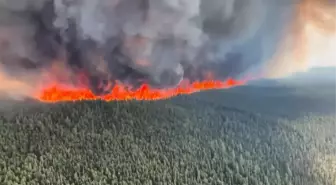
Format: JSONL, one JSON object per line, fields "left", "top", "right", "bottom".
{"left": 264, "top": 0, "right": 336, "bottom": 78}
{"left": 0, "top": 0, "right": 333, "bottom": 99}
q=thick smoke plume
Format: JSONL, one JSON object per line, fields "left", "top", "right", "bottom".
{"left": 265, "top": 0, "right": 336, "bottom": 77}
{"left": 0, "top": 0, "right": 334, "bottom": 99}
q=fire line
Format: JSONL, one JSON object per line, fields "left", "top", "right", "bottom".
{"left": 36, "top": 78, "right": 244, "bottom": 103}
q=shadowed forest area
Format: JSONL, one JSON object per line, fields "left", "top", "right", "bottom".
{"left": 0, "top": 78, "right": 335, "bottom": 185}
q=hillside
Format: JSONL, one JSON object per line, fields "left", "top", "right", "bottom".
{"left": 0, "top": 82, "right": 335, "bottom": 185}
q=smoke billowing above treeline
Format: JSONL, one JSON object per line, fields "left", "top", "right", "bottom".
{"left": 0, "top": 0, "right": 334, "bottom": 97}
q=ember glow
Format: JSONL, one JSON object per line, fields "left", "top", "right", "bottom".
{"left": 36, "top": 78, "right": 244, "bottom": 102}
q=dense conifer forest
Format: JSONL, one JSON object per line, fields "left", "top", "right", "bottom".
{"left": 0, "top": 83, "right": 335, "bottom": 185}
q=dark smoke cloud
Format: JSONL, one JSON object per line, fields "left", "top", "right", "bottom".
{"left": 0, "top": 0, "right": 295, "bottom": 95}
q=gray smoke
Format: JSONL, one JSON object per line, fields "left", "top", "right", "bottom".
{"left": 0, "top": 0, "right": 295, "bottom": 95}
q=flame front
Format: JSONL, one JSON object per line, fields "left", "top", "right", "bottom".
{"left": 36, "top": 78, "right": 244, "bottom": 102}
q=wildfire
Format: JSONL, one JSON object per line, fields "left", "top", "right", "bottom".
{"left": 35, "top": 78, "right": 244, "bottom": 103}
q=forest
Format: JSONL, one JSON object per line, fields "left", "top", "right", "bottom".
{"left": 0, "top": 82, "right": 335, "bottom": 185}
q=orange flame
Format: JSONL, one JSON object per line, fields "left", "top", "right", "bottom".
{"left": 35, "top": 78, "right": 244, "bottom": 103}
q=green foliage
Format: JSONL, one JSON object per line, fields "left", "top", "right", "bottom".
{"left": 0, "top": 87, "right": 334, "bottom": 185}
